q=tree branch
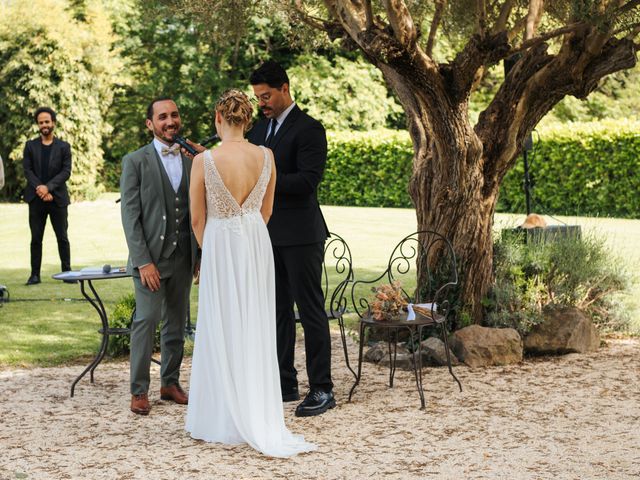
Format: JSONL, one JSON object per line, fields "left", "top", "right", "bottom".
{"left": 322, "top": 0, "right": 368, "bottom": 46}
{"left": 618, "top": 0, "right": 640, "bottom": 16}
{"left": 510, "top": 22, "right": 584, "bottom": 56}
{"left": 621, "top": 23, "right": 640, "bottom": 39}
{"left": 364, "top": 0, "right": 373, "bottom": 28}
{"left": 524, "top": 0, "right": 544, "bottom": 41}
{"left": 448, "top": 31, "right": 510, "bottom": 103}
{"left": 493, "top": 0, "right": 516, "bottom": 34}
{"left": 292, "top": 0, "right": 327, "bottom": 31}
{"left": 382, "top": 0, "right": 417, "bottom": 49}
{"left": 476, "top": 0, "right": 487, "bottom": 36}
{"left": 507, "top": 14, "right": 527, "bottom": 42}
{"left": 426, "top": 0, "right": 446, "bottom": 57}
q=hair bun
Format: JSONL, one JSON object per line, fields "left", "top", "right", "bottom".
{"left": 216, "top": 89, "right": 253, "bottom": 131}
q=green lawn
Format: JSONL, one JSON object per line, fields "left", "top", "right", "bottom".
{"left": 1, "top": 194, "right": 638, "bottom": 367}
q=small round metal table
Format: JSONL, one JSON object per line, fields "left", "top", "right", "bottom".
{"left": 53, "top": 269, "right": 130, "bottom": 397}
{"left": 348, "top": 310, "right": 462, "bottom": 409}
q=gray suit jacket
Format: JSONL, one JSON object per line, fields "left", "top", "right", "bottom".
{"left": 120, "top": 142, "right": 197, "bottom": 277}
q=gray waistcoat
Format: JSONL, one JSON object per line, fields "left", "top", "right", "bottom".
{"left": 157, "top": 156, "right": 191, "bottom": 268}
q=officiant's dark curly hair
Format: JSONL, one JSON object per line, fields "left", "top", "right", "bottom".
{"left": 216, "top": 89, "right": 253, "bottom": 132}
{"left": 249, "top": 60, "right": 289, "bottom": 88}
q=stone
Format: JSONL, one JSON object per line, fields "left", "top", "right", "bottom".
{"left": 364, "top": 342, "right": 415, "bottom": 371}
{"left": 524, "top": 306, "right": 599, "bottom": 355}
{"left": 364, "top": 341, "right": 388, "bottom": 363}
{"left": 450, "top": 325, "right": 523, "bottom": 367}
{"left": 379, "top": 350, "right": 414, "bottom": 370}
{"left": 420, "top": 336, "right": 460, "bottom": 366}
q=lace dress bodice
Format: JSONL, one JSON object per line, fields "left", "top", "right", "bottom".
{"left": 203, "top": 146, "right": 271, "bottom": 220}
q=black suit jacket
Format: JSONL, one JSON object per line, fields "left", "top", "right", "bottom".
{"left": 247, "top": 105, "right": 329, "bottom": 246}
{"left": 23, "top": 137, "right": 72, "bottom": 207}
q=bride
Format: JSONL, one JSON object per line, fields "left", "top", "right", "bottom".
{"left": 185, "top": 89, "right": 317, "bottom": 457}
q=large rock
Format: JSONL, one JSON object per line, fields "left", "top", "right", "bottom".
{"left": 524, "top": 306, "right": 599, "bottom": 354}
{"left": 420, "top": 337, "right": 461, "bottom": 366}
{"left": 451, "top": 325, "right": 523, "bottom": 367}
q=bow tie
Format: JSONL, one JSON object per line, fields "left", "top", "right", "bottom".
{"left": 161, "top": 144, "right": 181, "bottom": 156}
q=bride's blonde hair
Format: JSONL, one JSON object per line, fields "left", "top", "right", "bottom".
{"left": 215, "top": 89, "right": 253, "bottom": 132}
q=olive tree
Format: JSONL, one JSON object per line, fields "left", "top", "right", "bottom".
{"left": 167, "top": 0, "right": 640, "bottom": 322}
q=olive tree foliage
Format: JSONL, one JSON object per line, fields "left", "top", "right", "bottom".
{"left": 289, "top": 55, "right": 403, "bottom": 130}
{"left": 163, "top": 0, "right": 640, "bottom": 323}
{"left": 0, "top": 0, "right": 122, "bottom": 200}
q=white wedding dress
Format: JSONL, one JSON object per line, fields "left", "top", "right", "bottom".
{"left": 185, "top": 147, "right": 316, "bottom": 457}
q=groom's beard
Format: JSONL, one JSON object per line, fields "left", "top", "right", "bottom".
{"left": 152, "top": 124, "right": 180, "bottom": 144}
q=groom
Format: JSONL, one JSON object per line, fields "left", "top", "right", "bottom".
{"left": 248, "top": 61, "right": 334, "bottom": 417}
{"left": 120, "top": 97, "right": 198, "bottom": 415}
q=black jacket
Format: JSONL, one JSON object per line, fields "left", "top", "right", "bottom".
{"left": 23, "top": 137, "right": 72, "bottom": 207}
{"left": 247, "top": 105, "right": 329, "bottom": 246}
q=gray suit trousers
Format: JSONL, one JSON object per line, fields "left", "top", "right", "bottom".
{"left": 130, "top": 247, "right": 192, "bottom": 395}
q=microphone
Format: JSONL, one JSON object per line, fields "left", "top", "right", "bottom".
{"left": 102, "top": 264, "right": 111, "bottom": 274}
{"left": 172, "top": 135, "right": 198, "bottom": 156}
{"left": 198, "top": 133, "right": 220, "bottom": 147}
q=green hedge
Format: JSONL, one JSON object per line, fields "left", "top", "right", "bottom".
{"left": 321, "top": 130, "right": 414, "bottom": 208}
{"left": 498, "top": 120, "right": 640, "bottom": 218}
{"left": 321, "top": 122, "right": 640, "bottom": 218}
{"left": 102, "top": 122, "right": 640, "bottom": 217}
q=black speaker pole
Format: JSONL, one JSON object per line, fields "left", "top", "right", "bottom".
{"left": 523, "top": 147, "right": 532, "bottom": 216}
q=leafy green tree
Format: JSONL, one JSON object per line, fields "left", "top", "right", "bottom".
{"left": 289, "top": 55, "right": 403, "bottom": 131}
{"left": 100, "top": 3, "right": 302, "bottom": 185}
{"left": 0, "top": 0, "right": 121, "bottom": 200}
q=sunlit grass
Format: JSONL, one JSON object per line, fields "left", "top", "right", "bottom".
{"left": 0, "top": 195, "right": 638, "bottom": 367}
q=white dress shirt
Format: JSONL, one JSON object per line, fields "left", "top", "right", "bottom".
{"left": 153, "top": 138, "right": 183, "bottom": 193}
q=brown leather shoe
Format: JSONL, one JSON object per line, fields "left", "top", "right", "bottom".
{"left": 160, "top": 384, "right": 188, "bottom": 404}
{"left": 131, "top": 393, "right": 150, "bottom": 415}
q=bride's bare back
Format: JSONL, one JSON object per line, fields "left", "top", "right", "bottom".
{"left": 211, "top": 141, "right": 267, "bottom": 207}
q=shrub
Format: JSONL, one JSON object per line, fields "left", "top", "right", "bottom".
{"left": 107, "top": 293, "right": 136, "bottom": 357}
{"left": 107, "top": 293, "right": 162, "bottom": 358}
{"left": 484, "top": 231, "right": 634, "bottom": 335}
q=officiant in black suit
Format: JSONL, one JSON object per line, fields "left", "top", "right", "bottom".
{"left": 247, "top": 61, "right": 334, "bottom": 417}
{"left": 22, "top": 107, "right": 72, "bottom": 285}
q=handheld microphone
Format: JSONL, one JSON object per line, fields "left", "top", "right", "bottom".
{"left": 172, "top": 135, "right": 198, "bottom": 156}
{"left": 102, "top": 264, "right": 111, "bottom": 274}
{"left": 198, "top": 133, "right": 220, "bottom": 147}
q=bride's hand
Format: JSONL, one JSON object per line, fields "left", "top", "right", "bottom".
{"left": 181, "top": 139, "right": 206, "bottom": 159}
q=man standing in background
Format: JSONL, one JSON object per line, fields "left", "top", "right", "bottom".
{"left": 22, "top": 107, "right": 72, "bottom": 285}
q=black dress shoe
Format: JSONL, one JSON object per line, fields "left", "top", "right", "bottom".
{"left": 295, "top": 389, "right": 336, "bottom": 417}
{"left": 282, "top": 388, "right": 300, "bottom": 402}
{"left": 25, "top": 275, "right": 41, "bottom": 286}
